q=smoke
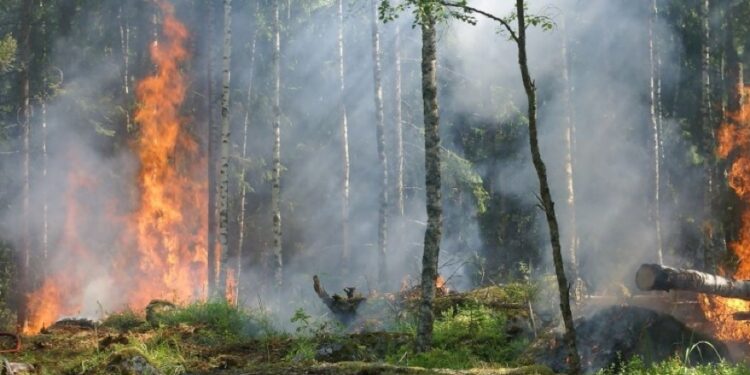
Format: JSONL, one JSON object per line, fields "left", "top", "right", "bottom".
{"left": 0, "top": 0, "right": 709, "bottom": 330}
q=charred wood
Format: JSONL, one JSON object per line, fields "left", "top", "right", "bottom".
{"left": 312, "top": 275, "right": 365, "bottom": 324}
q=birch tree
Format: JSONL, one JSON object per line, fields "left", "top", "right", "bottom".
{"left": 271, "top": 0, "right": 283, "bottom": 286}
{"left": 337, "top": 0, "right": 351, "bottom": 273}
{"left": 371, "top": 0, "right": 389, "bottom": 287}
{"left": 18, "top": 0, "right": 33, "bottom": 328}
{"left": 393, "top": 23, "right": 404, "bottom": 217}
{"left": 236, "top": 1, "right": 260, "bottom": 303}
{"left": 560, "top": 11, "right": 581, "bottom": 298}
{"left": 206, "top": 0, "right": 219, "bottom": 298}
{"left": 648, "top": 0, "right": 663, "bottom": 264}
{"left": 217, "top": 0, "right": 232, "bottom": 299}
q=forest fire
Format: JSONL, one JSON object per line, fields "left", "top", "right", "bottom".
{"left": 700, "top": 82, "right": 750, "bottom": 341}
{"left": 24, "top": 0, "right": 207, "bottom": 333}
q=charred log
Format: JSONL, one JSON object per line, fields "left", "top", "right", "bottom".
{"left": 312, "top": 275, "right": 365, "bottom": 324}
{"left": 636, "top": 264, "right": 750, "bottom": 299}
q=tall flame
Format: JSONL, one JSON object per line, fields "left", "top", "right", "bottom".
{"left": 701, "top": 83, "right": 750, "bottom": 341}
{"left": 24, "top": 0, "right": 207, "bottom": 333}
{"left": 121, "top": 0, "right": 207, "bottom": 309}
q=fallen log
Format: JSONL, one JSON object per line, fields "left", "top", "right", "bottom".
{"left": 636, "top": 263, "right": 750, "bottom": 299}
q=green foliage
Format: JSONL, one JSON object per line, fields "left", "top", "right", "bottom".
{"left": 442, "top": 148, "right": 489, "bottom": 214}
{"left": 286, "top": 307, "right": 347, "bottom": 362}
{"left": 0, "top": 34, "right": 15, "bottom": 72}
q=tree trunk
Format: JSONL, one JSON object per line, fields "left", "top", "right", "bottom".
{"left": 415, "top": 10, "right": 442, "bottom": 354}
{"left": 216, "top": 0, "right": 232, "bottom": 300}
{"left": 17, "top": 0, "right": 33, "bottom": 330}
{"left": 701, "top": 0, "right": 717, "bottom": 271}
{"left": 337, "top": 0, "right": 351, "bottom": 274}
{"left": 648, "top": 0, "right": 663, "bottom": 265}
{"left": 370, "top": 0, "right": 389, "bottom": 287}
{"left": 560, "top": 12, "right": 580, "bottom": 300}
{"left": 271, "top": 0, "right": 283, "bottom": 286}
{"left": 236, "top": 1, "right": 259, "bottom": 305}
{"left": 41, "top": 0, "right": 49, "bottom": 264}
{"left": 119, "top": 3, "right": 131, "bottom": 132}
{"left": 206, "top": 0, "right": 218, "bottom": 299}
{"left": 636, "top": 264, "right": 750, "bottom": 299}
{"left": 394, "top": 23, "right": 405, "bottom": 217}
{"left": 514, "top": 1, "right": 580, "bottom": 373}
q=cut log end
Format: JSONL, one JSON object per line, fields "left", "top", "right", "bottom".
{"left": 636, "top": 264, "right": 662, "bottom": 291}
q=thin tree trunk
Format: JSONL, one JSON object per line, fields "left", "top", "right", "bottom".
{"left": 701, "top": 0, "right": 719, "bottom": 272}
{"left": 17, "top": 0, "right": 32, "bottom": 330}
{"left": 206, "top": 0, "right": 218, "bottom": 299}
{"left": 119, "top": 3, "right": 131, "bottom": 132}
{"left": 415, "top": 10, "right": 441, "bottom": 354}
{"left": 514, "top": 1, "right": 580, "bottom": 372}
{"left": 271, "top": 0, "right": 283, "bottom": 286}
{"left": 217, "top": 0, "right": 233, "bottom": 299}
{"left": 237, "top": 1, "right": 259, "bottom": 305}
{"left": 394, "top": 23, "right": 405, "bottom": 217}
{"left": 649, "top": 0, "right": 663, "bottom": 265}
{"left": 560, "top": 12, "right": 580, "bottom": 300}
{"left": 337, "top": 0, "right": 351, "bottom": 274}
{"left": 370, "top": 0, "right": 388, "bottom": 287}
{"left": 41, "top": 0, "right": 48, "bottom": 263}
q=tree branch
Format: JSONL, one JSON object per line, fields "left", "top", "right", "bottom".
{"left": 438, "top": 1, "right": 518, "bottom": 42}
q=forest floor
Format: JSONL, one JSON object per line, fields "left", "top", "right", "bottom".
{"left": 3, "top": 284, "right": 750, "bottom": 375}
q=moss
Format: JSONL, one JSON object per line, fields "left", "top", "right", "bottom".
{"left": 102, "top": 310, "right": 147, "bottom": 332}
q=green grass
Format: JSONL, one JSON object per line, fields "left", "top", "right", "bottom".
{"left": 599, "top": 356, "right": 750, "bottom": 375}
{"left": 387, "top": 304, "right": 528, "bottom": 369}
{"left": 156, "top": 300, "right": 274, "bottom": 341}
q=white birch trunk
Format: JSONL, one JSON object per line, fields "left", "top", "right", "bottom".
{"left": 217, "top": 0, "right": 233, "bottom": 298}
{"left": 237, "top": 1, "right": 259, "bottom": 303}
{"left": 370, "top": 0, "right": 388, "bottom": 287}
{"left": 271, "top": 0, "right": 283, "bottom": 286}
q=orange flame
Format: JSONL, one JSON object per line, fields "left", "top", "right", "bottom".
{"left": 122, "top": 0, "right": 207, "bottom": 310}
{"left": 25, "top": 163, "right": 97, "bottom": 333}
{"left": 701, "top": 83, "right": 750, "bottom": 341}
{"left": 24, "top": 0, "right": 208, "bottom": 333}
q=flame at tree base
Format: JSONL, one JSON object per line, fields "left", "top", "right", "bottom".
{"left": 23, "top": 0, "right": 208, "bottom": 334}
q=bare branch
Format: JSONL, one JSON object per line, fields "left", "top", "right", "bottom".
{"left": 438, "top": 1, "right": 518, "bottom": 42}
